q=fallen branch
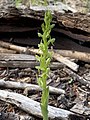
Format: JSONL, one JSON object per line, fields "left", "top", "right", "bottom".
{"left": 0, "top": 90, "right": 85, "bottom": 120}
{"left": 55, "top": 50, "right": 90, "bottom": 63}
{"left": 52, "top": 52, "right": 78, "bottom": 72}
{"left": 0, "top": 79, "right": 65, "bottom": 94}
{"left": 0, "top": 41, "right": 79, "bottom": 71}
{"left": 63, "top": 68, "right": 90, "bottom": 88}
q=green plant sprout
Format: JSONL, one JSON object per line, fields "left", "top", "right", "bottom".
{"left": 36, "top": 10, "right": 55, "bottom": 120}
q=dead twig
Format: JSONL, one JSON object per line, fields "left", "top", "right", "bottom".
{"left": 0, "top": 79, "right": 65, "bottom": 94}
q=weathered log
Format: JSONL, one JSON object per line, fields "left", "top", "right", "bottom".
{"left": 55, "top": 12, "right": 90, "bottom": 33}
{"left": 0, "top": 41, "right": 79, "bottom": 71}
{"left": 0, "top": 4, "right": 89, "bottom": 43}
{"left": 0, "top": 90, "right": 85, "bottom": 120}
{"left": 0, "top": 79, "right": 65, "bottom": 95}
{"left": 0, "top": 60, "right": 64, "bottom": 69}
{"left": 0, "top": 53, "right": 64, "bottom": 69}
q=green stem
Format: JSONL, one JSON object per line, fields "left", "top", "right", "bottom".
{"left": 36, "top": 10, "right": 55, "bottom": 120}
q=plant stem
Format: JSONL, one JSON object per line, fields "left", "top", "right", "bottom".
{"left": 36, "top": 10, "right": 55, "bottom": 120}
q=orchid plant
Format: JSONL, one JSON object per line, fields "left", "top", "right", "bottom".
{"left": 36, "top": 10, "right": 55, "bottom": 120}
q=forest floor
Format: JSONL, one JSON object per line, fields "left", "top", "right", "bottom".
{"left": 0, "top": 0, "right": 89, "bottom": 120}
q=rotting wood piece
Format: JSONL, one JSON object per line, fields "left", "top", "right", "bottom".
{"left": 55, "top": 12, "right": 90, "bottom": 33}
{"left": 0, "top": 90, "right": 85, "bottom": 120}
{"left": 0, "top": 41, "right": 79, "bottom": 71}
{"left": 0, "top": 5, "right": 89, "bottom": 43}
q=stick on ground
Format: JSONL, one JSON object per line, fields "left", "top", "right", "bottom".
{"left": 0, "top": 79, "right": 65, "bottom": 95}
